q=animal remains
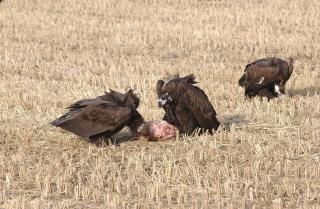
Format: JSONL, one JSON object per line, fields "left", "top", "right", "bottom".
{"left": 156, "top": 74, "right": 220, "bottom": 135}
{"left": 238, "top": 57, "right": 294, "bottom": 99}
{"left": 137, "top": 120, "right": 177, "bottom": 141}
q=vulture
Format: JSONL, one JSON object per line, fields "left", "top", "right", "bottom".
{"left": 51, "top": 89, "right": 145, "bottom": 144}
{"left": 156, "top": 74, "right": 220, "bottom": 135}
{"left": 238, "top": 57, "right": 294, "bottom": 99}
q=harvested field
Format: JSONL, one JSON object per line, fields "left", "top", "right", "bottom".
{"left": 0, "top": 0, "right": 319, "bottom": 208}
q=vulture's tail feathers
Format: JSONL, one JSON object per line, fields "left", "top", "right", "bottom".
{"left": 50, "top": 118, "right": 64, "bottom": 127}
{"left": 50, "top": 112, "right": 74, "bottom": 127}
{"left": 183, "top": 74, "right": 198, "bottom": 84}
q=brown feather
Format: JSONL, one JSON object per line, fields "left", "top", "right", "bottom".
{"left": 51, "top": 89, "right": 144, "bottom": 142}
{"left": 176, "top": 82, "right": 220, "bottom": 132}
{"left": 239, "top": 57, "right": 294, "bottom": 99}
{"left": 157, "top": 75, "right": 220, "bottom": 135}
{"left": 52, "top": 104, "right": 131, "bottom": 138}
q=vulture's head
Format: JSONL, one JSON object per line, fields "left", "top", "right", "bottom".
{"left": 123, "top": 89, "right": 140, "bottom": 109}
{"left": 156, "top": 79, "right": 176, "bottom": 107}
{"left": 156, "top": 74, "right": 197, "bottom": 107}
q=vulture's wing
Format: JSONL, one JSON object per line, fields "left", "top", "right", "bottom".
{"left": 98, "top": 89, "right": 125, "bottom": 103}
{"left": 162, "top": 104, "right": 177, "bottom": 125}
{"left": 240, "top": 58, "right": 277, "bottom": 86}
{"left": 181, "top": 74, "right": 198, "bottom": 85}
{"left": 177, "top": 82, "right": 220, "bottom": 130}
{"left": 51, "top": 102, "right": 131, "bottom": 138}
{"left": 243, "top": 64, "right": 282, "bottom": 93}
{"left": 245, "top": 58, "right": 277, "bottom": 71}
{"left": 67, "top": 99, "right": 117, "bottom": 111}
{"left": 68, "top": 89, "right": 125, "bottom": 111}
{"left": 174, "top": 101, "right": 198, "bottom": 135}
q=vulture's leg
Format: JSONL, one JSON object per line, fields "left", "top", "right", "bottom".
{"left": 89, "top": 135, "right": 99, "bottom": 144}
{"left": 245, "top": 87, "right": 256, "bottom": 98}
{"left": 89, "top": 131, "right": 117, "bottom": 146}
{"left": 110, "top": 137, "right": 119, "bottom": 146}
{"left": 89, "top": 136, "right": 108, "bottom": 146}
{"left": 245, "top": 82, "right": 270, "bottom": 98}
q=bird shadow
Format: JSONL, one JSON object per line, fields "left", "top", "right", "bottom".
{"left": 89, "top": 129, "right": 138, "bottom": 147}
{"left": 221, "top": 114, "right": 249, "bottom": 131}
{"left": 288, "top": 86, "right": 320, "bottom": 97}
{"left": 112, "top": 131, "right": 138, "bottom": 145}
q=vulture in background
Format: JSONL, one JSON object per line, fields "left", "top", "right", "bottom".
{"left": 239, "top": 57, "right": 294, "bottom": 99}
{"left": 156, "top": 74, "right": 220, "bottom": 135}
{"left": 51, "top": 89, "right": 145, "bottom": 144}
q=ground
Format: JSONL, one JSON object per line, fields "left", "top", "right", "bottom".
{"left": 0, "top": 0, "right": 320, "bottom": 208}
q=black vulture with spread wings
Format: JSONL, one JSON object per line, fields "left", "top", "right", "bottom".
{"left": 239, "top": 57, "right": 294, "bottom": 99}
{"left": 156, "top": 74, "right": 220, "bottom": 135}
{"left": 51, "top": 89, "right": 144, "bottom": 144}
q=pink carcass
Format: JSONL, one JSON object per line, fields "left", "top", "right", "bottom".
{"left": 137, "top": 120, "right": 177, "bottom": 141}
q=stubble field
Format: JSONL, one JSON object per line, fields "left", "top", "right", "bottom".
{"left": 0, "top": 0, "right": 320, "bottom": 208}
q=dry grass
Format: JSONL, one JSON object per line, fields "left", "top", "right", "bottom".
{"left": 1, "top": 0, "right": 320, "bottom": 208}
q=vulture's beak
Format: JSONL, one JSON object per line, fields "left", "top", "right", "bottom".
{"left": 158, "top": 98, "right": 168, "bottom": 107}
{"left": 157, "top": 93, "right": 173, "bottom": 107}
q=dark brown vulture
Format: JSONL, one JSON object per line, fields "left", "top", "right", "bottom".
{"left": 51, "top": 89, "right": 144, "bottom": 144}
{"left": 156, "top": 74, "right": 220, "bottom": 135}
{"left": 238, "top": 57, "right": 294, "bottom": 99}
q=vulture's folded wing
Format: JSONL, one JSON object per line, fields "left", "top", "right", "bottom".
{"left": 244, "top": 66, "right": 281, "bottom": 92}
{"left": 245, "top": 58, "right": 276, "bottom": 70}
{"left": 98, "top": 89, "right": 125, "bottom": 104}
{"left": 51, "top": 103, "right": 131, "bottom": 138}
{"left": 67, "top": 99, "right": 117, "bottom": 111}
{"left": 177, "top": 82, "right": 220, "bottom": 130}
{"left": 68, "top": 90, "right": 126, "bottom": 111}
